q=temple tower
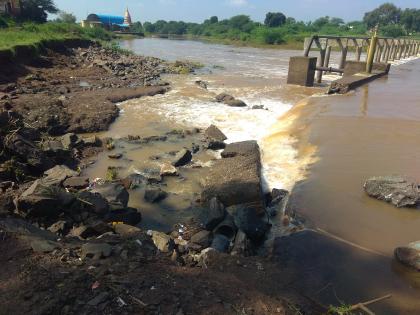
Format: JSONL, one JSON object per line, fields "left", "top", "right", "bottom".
{"left": 124, "top": 7, "right": 132, "bottom": 26}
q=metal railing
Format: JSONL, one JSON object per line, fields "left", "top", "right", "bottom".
{"left": 303, "top": 35, "right": 420, "bottom": 83}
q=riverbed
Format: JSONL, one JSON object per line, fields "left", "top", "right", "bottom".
{"left": 86, "top": 38, "right": 420, "bottom": 313}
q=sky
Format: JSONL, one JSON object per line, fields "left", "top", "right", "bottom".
{"left": 53, "top": 0, "right": 420, "bottom": 23}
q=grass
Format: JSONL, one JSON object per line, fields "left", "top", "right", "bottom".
{"left": 0, "top": 22, "right": 114, "bottom": 53}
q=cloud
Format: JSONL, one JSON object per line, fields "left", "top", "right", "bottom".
{"left": 227, "top": 0, "right": 249, "bottom": 7}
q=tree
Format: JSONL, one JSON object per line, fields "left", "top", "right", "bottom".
{"left": 210, "top": 16, "right": 218, "bottom": 24}
{"left": 380, "top": 24, "right": 405, "bottom": 37}
{"left": 20, "top": 0, "right": 58, "bottom": 23}
{"left": 130, "top": 22, "right": 144, "bottom": 34}
{"left": 143, "top": 22, "right": 155, "bottom": 33}
{"left": 363, "top": 3, "right": 401, "bottom": 28}
{"left": 401, "top": 8, "right": 420, "bottom": 32}
{"left": 229, "top": 15, "right": 252, "bottom": 30}
{"left": 330, "top": 17, "right": 344, "bottom": 26}
{"left": 264, "top": 12, "right": 286, "bottom": 27}
{"left": 312, "top": 16, "right": 330, "bottom": 29}
{"left": 55, "top": 11, "right": 76, "bottom": 23}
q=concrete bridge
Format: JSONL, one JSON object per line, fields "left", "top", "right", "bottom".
{"left": 287, "top": 35, "right": 420, "bottom": 92}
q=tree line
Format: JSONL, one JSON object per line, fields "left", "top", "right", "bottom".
{"left": 137, "top": 3, "right": 420, "bottom": 45}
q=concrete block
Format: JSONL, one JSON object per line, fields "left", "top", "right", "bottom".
{"left": 287, "top": 56, "right": 317, "bottom": 87}
{"left": 344, "top": 61, "right": 391, "bottom": 77}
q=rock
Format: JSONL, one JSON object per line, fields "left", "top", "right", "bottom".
{"left": 195, "top": 80, "right": 208, "bottom": 89}
{"left": 201, "top": 141, "right": 264, "bottom": 211}
{"left": 211, "top": 234, "right": 230, "bottom": 253}
{"left": 160, "top": 163, "right": 178, "bottom": 177}
{"left": 114, "top": 223, "right": 141, "bottom": 237}
{"left": 190, "top": 230, "right": 211, "bottom": 247}
{"left": 204, "top": 125, "right": 227, "bottom": 150}
{"left": 134, "top": 169, "right": 162, "bottom": 184}
{"left": 70, "top": 222, "right": 112, "bottom": 239}
{"left": 4, "top": 134, "right": 53, "bottom": 171}
{"left": 83, "top": 136, "right": 101, "bottom": 147}
{"left": 30, "top": 239, "right": 60, "bottom": 253}
{"left": 61, "top": 133, "right": 81, "bottom": 149}
{"left": 215, "top": 93, "right": 235, "bottom": 103}
{"left": 171, "top": 149, "right": 192, "bottom": 167}
{"left": 48, "top": 220, "right": 69, "bottom": 235}
{"left": 104, "top": 208, "right": 142, "bottom": 225}
{"left": 270, "top": 188, "right": 289, "bottom": 205}
{"left": 81, "top": 242, "right": 112, "bottom": 259}
{"left": 225, "top": 99, "right": 247, "bottom": 107}
{"left": 221, "top": 141, "right": 260, "bottom": 158}
{"left": 395, "top": 241, "right": 420, "bottom": 271}
{"left": 232, "top": 205, "right": 270, "bottom": 241}
{"left": 44, "top": 165, "right": 78, "bottom": 186}
{"left": 77, "top": 191, "right": 109, "bottom": 215}
{"left": 42, "top": 140, "right": 67, "bottom": 155}
{"left": 108, "top": 153, "right": 122, "bottom": 159}
{"left": 144, "top": 187, "right": 168, "bottom": 203}
{"left": 214, "top": 215, "right": 237, "bottom": 240}
{"left": 231, "top": 230, "right": 252, "bottom": 256}
{"left": 0, "top": 218, "right": 57, "bottom": 240}
{"left": 252, "top": 105, "right": 265, "bottom": 110}
{"left": 17, "top": 179, "right": 75, "bottom": 219}
{"left": 215, "top": 93, "right": 247, "bottom": 107}
{"left": 199, "top": 197, "right": 226, "bottom": 230}
{"left": 87, "top": 292, "right": 110, "bottom": 306}
{"left": 63, "top": 176, "right": 89, "bottom": 189}
{"left": 0, "top": 194, "right": 15, "bottom": 215}
{"left": 151, "top": 231, "right": 174, "bottom": 252}
{"left": 92, "top": 183, "right": 129, "bottom": 210}
{"left": 364, "top": 176, "right": 419, "bottom": 208}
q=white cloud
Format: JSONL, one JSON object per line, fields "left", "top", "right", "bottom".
{"left": 227, "top": 0, "right": 249, "bottom": 7}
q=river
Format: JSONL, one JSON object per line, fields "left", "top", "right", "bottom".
{"left": 87, "top": 38, "right": 420, "bottom": 313}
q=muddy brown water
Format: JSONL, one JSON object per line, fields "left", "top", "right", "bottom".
{"left": 85, "top": 38, "right": 420, "bottom": 312}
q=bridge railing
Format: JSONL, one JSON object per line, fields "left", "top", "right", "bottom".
{"left": 301, "top": 35, "right": 420, "bottom": 83}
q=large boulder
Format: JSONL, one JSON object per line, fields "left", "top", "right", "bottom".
{"left": 364, "top": 176, "right": 419, "bottom": 208}
{"left": 104, "top": 207, "right": 142, "bottom": 226}
{"left": 201, "top": 140, "right": 264, "bottom": 211}
{"left": 4, "top": 134, "right": 53, "bottom": 172}
{"left": 151, "top": 231, "right": 174, "bottom": 252}
{"left": 198, "top": 197, "right": 227, "bottom": 230}
{"left": 171, "top": 149, "right": 192, "bottom": 167}
{"left": 215, "top": 93, "right": 247, "bottom": 107}
{"left": 92, "top": 182, "right": 129, "bottom": 210}
{"left": 76, "top": 191, "right": 109, "bottom": 215}
{"left": 395, "top": 241, "right": 420, "bottom": 271}
{"left": 204, "top": 125, "right": 227, "bottom": 142}
{"left": 231, "top": 205, "right": 270, "bottom": 241}
{"left": 17, "top": 179, "right": 75, "bottom": 219}
{"left": 204, "top": 125, "right": 227, "bottom": 150}
{"left": 144, "top": 187, "right": 168, "bottom": 203}
{"left": 43, "top": 165, "right": 78, "bottom": 186}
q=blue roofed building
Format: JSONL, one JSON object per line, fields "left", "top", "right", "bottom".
{"left": 82, "top": 8, "right": 132, "bottom": 31}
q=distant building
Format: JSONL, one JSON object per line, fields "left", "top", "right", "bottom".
{"left": 0, "top": 0, "right": 21, "bottom": 16}
{"left": 81, "top": 8, "right": 132, "bottom": 31}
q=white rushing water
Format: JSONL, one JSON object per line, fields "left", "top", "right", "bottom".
{"left": 120, "top": 38, "right": 420, "bottom": 191}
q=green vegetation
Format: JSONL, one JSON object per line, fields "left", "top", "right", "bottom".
{"left": 0, "top": 22, "right": 113, "bottom": 51}
{"left": 140, "top": 3, "right": 420, "bottom": 47}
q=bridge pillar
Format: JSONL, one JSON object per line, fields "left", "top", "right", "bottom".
{"left": 323, "top": 46, "right": 332, "bottom": 73}
{"left": 316, "top": 49, "right": 326, "bottom": 83}
{"left": 356, "top": 46, "right": 362, "bottom": 61}
{"left": 287, "top": 56, "right": 317, "bottom": 87}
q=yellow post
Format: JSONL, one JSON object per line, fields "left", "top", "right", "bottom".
{"left": 366, "top": 26, "right": 379, "bottom": 73}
